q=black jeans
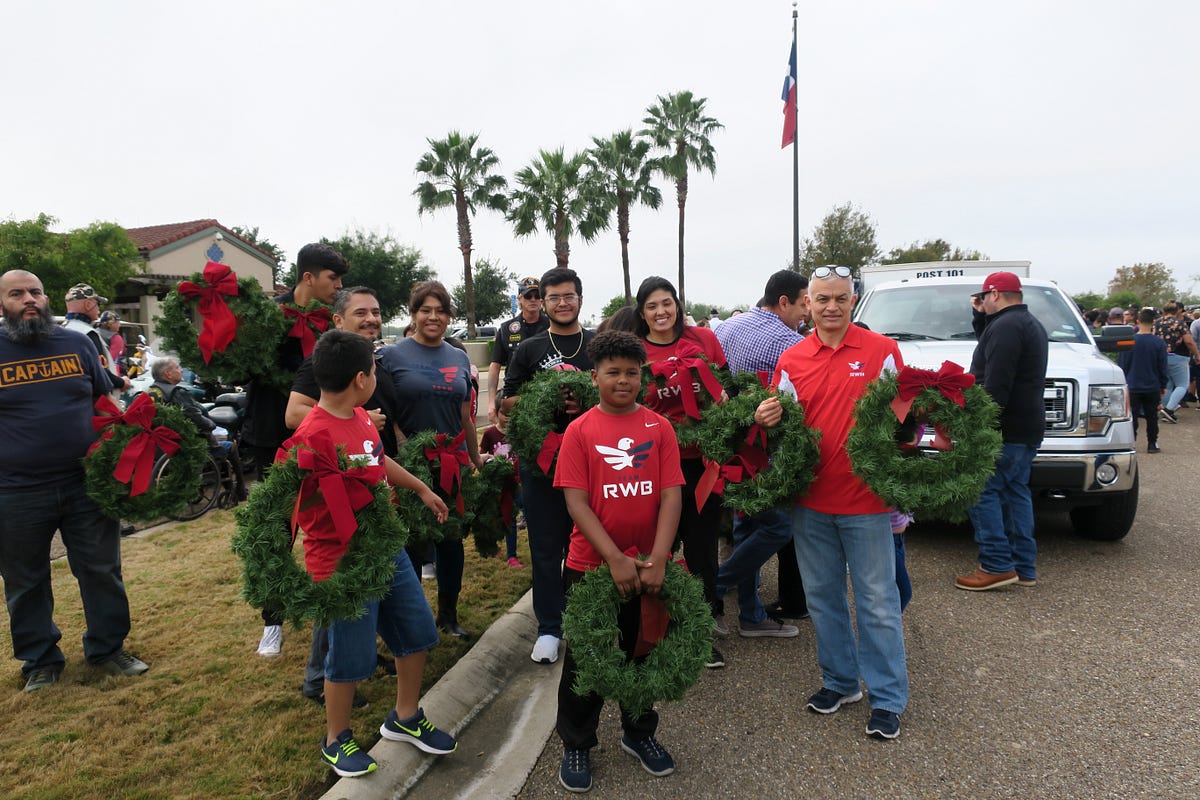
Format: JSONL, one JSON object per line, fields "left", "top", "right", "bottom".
{"left": 1129, "top": 390, "right": 1161, "bottom": 445}
{"left": 0, "top": 477, "right": 131, "bottom": 674}
{"left": 521, "top": 465, "right": 573, "bottom": 637}
{"left": 556, "top": 568, "right": 659, "bottom": 750}
{"left": 678, "top": 458, "right": 723, "bottom": 618}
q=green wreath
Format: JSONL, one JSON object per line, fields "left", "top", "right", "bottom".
{"left": 846, "top": 372, "right": 1002, "bottom": 521}
{"left": 262, "top": 299, "right": 335, "bottom": 393}
{"left": 155, "top": 269, "right": 285, "bottom": 386}
{"left": 507, "top": 369, "right": 599, "bottom": 479}
{"left": 393, "top": 430, "right": 470, "bottom": 546}
{"left": 676, "top": 386, "right": 820, "bottom": 516}
{"left": 462, "top": 456, "right": 519, "bottom": 558}
{"left": 84, "top": 400, "right": 210, "bottom": 522}
{"left": 231, "top": 448, "right": 408, "bottom": 628}
{"left": 561, "top": 560, "right": 711, "bottom": 717}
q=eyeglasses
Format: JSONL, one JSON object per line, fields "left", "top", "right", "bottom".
{"left": 810, "top": 266, "right": 852, "bottom": 280}
{"left": 544, "top": 293, "right": 579, "bottom": 305}
{"left": 521, "top": 292, "right": 541, "bottom": 300}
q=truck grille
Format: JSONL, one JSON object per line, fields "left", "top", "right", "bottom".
{"left": 1043, "top": 380, "right": 1074, "bottom": 431}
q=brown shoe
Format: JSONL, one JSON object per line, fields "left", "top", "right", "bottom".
{"left": 955, "top": 566, "right": 1018, "bottom": 591}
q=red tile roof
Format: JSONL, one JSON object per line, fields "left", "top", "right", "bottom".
{"left": 124, "top": 219, "right": 277, "bottom": 262}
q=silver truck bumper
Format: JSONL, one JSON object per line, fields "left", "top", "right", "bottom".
{"left": 1030, "top": 450, "right": 1137, "bottom": 496}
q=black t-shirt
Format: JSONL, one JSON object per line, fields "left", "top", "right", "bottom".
{"left": 502, "top": 329, "right": 595, "bottom": 398}
{"left": 491, "top": 313, "right": 550, "bottom": 367}
{"left": 291, "top": 353, "right": 401, "bottom": 457}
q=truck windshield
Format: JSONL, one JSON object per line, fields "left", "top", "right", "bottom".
{"left": 855, "top": 284, "right": 1090, "bottom": 344}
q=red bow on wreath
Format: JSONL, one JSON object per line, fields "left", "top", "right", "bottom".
{"left": 424, "top": 431, "right": 469, "bottom": 513}
{"left": 647, "top": 340, "right": 724, "bottom": 419}
{"left": 178, "top": 262, "right": 239, "bottom": 364}
{"left": 285, "top": 433, "right": 378, "bottom": 546}
{"left": 537, "top": 430, "right": 564, "bottom": 474}
{"left": 889, "top": 361, "right": 974, "bottom": 452}
{"left": 91, "top": 394, "right": 181, "bottom": 496}
{"left": 281, "top": 305, "right": 332, "bottom": 358}
{"left": 693, "top": 438, "right": 771, "bottom": 512}
{"left": 621, "top": 545, "right": 669, "bottom": 657}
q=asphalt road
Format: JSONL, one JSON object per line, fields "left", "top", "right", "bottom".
{"left": 512, "top": 412, "right": 1200, "bottom": 799}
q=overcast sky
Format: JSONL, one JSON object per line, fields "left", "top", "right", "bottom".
{"left": 3, "top": 1, "right": 1197, "bottom": 321}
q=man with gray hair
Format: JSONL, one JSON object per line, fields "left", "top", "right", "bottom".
{"left": 0, "top": 269, "right": 149, "bottom": 692}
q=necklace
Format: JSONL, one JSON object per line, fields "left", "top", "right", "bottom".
{"left": 548, "top": 329, "right": 583, "bottom": 360}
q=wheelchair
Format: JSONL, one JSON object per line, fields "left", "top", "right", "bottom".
{"left": 151, "top": 425, "right": 246, "bottom": 522}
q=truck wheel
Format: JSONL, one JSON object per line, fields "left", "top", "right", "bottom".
{"left": 1069, "top": 471, "right": 1138, "bottom": 541}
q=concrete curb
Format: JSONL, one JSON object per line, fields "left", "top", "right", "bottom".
{"left": 319, "top": 588, "right": 542, "bottom": 800}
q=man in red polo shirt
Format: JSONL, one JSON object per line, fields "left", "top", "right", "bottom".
{"left": 755, "top": 265, "right": 909, "bottom": 741}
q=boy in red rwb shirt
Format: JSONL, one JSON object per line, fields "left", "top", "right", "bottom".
{"left": 551, "top": 331, "right": 684, "bottom": 792}
{"left": 284, "top": 331, "right": 458, "bottom": 779}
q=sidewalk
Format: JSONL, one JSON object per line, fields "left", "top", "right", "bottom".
{"left": 318, "top": 590, "right": 560, "bottom": 800}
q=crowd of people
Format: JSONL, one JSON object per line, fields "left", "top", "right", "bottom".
{"left": 5, "top": 253, "right": 1176, "bottom": 791}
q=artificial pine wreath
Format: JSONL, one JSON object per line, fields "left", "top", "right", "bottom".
{"left": 156, "top": 264, "right": 285, "bottom": 386}
{"left": 562, "top": 560, "right": 711, "bottom": 717}
{"left": 506, "top": 369, "right": 599, "bottom": 478}
{"left": 231, "top": 447, "right": 408, "bottom": 627}
{"left": 676, "top": 385, "right": 820, "bottom": 516}
{"left": 393, "top": 430, "right": 470, "bottom": 546}
{"left": 846, "top": 367, "right": 1002, "bottom": 521}
{"left": 461, "top": 456, "right": 519, "bottom": 558}
{"left": 84, "top": 398, "right": 209, "bottom": 522}
{"left": 640, "top": 352, "right": 730, "bottom": 436}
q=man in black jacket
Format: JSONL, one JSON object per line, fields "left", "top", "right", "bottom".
{"left": 957, "top": 271, "right": 1048, "bottom": 591}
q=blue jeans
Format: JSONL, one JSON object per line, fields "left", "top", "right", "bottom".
{"left": 0, "top": 477, "right": 132, "bottom": 674}
{"left": 325, "top": 551, "right": 439, "bottom": 683}
{"left": 967, "top": 442, "right": 1037, "bottom": 579}
{"left": 716, "top": 507, "right": 793, "bottom": 624}
{"left": 1165, "top": 353, "right": 1190, "bottom": 412}
{"left": 791, "top": 507, "right": 908, "bottom": 713}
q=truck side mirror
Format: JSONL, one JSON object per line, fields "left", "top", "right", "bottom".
{"left": 1095, "top": 324, "right": 1135, "bottom": 354}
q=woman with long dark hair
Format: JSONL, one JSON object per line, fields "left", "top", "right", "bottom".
{"left": 634, "top": 275, "right": 729, "bottom": 667}
{"left": 379, "top": 281, "right": 484, "bottom": 639}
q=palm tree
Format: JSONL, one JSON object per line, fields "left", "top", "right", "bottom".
{"left": 507, "top": 147, "right": 608, "bottom": 271}
{"left": 413, "top": 131, "right": 508, "bottom": 337}
{"left": 640, "top": 91, "right": 723, "bottom": 307}
{"left": 587, "top": 130, "right": 662, "bottom": 304}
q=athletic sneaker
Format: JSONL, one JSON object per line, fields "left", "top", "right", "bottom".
{"left": 620, "top": 734, "right": 675, "bottom": 776}
{"left": 506, "top": 556, "right": 524, "bottom": 568}
{"left": 866, "top": 708, "right": 901, "bottom": 740}
{"left": 23, "top": 666, "right": 61, "bottom": 693}
{"left": 321, "top": 729, "right": 377, "bottom": 777}
{"left": 739, "top": 616, "right": 800, "bottom": 638}
{"left": 713, "top": 617, "right": 730, "bottom": 638}
{"left": 1160, "top": 407, "right": 1178, "bottom": 424}
{"left": 257, "top": 625, "right": 282, "bottom": 656}
{"left": 706, "top": 645, "right": 726, "bottom": 670}
{"left": 559, "top": 748, "right": 592, "bottom": 793}
{"left": 806, "top": 686, "right": 864, "bottom": 714}
{"left": 98, "top": 650, "right": 149, "bottom": 677}
{"left": 379, "top": 708, "right": 457, "bottom": 755}
{"left": 531, "top": 634, "right": 560, "bottom": 664}
{"left": 421, "top": 563, "right": 437, "bottom": 580}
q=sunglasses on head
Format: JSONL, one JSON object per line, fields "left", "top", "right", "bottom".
{"left": 811, "top": 265, "right": 853, "bottom": 280}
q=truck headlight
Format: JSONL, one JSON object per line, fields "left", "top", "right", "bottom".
{"left": 1087, "top": 385, "right": 1129, "bottom": 434}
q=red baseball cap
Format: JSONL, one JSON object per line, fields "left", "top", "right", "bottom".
{"left": 976, "top": 271, "right": 1022, "bottom": 296}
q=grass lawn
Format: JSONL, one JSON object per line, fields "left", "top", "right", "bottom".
{"left": 0, "top": 510, "right": 531, "bottom": 800}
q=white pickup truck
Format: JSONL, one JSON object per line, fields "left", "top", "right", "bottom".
{"left": 853, "top": 261, "right": 1138, "bottom": 541}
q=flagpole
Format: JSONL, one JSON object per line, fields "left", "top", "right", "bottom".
{"left": 791, "top": 1, "right": 800, "bottom": 270}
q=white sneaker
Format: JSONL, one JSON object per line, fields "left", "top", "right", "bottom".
{"left": 421, "top": 563, "right": 436, "bottom": 581}
{"left": 256, "top": 624, "right": 282, "bottom": 656}
{"left": 531, "top": 634, "right": 560, "bottom": 664}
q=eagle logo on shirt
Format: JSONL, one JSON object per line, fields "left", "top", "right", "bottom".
{"left": 848, "top": 360, "right": 862, "bottom": 370}
{"left": 595, "top": 438, "right": 652, "bottom": 471}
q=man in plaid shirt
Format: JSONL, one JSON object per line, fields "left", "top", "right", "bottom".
{"left": 712, "top": 270, "right": 811, "bottom": 635}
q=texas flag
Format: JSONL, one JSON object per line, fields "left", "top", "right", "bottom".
{"left": 780, "top": 41, "right": 797, "bottom": 148}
